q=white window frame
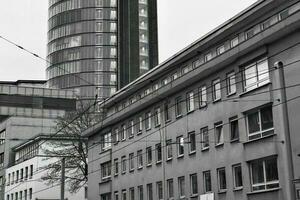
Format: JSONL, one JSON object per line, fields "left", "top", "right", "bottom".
{"left": 212, "top": 78, "right": 221, "bottom": 101}
{"left": 178, "top": 176, "right": 185, "bottom": 198}
{"left": 137, "top": 116, "right": 143, "bottom": 134}
{"left": 146, "top": 147, "right": 152, "bottom": 165}
{"left": 188, "top": 132, "right": 196, "bottom": 154}
{"left": 217, "top": 167, "right": 227, "bottom": 192}
{"left": 121, "top": 125, "right": 126, "bottom": 141}
{"left": 166, "top": 140, "right": 173, "bottom": 160}
{"left": 231, "top": 36, "right": 239, "bottom": 47}
{"left": 199, "top": 86, "right": 207, "bottom": 108}
{"left": 137, "top": 150, "right": 143, "bottom": 169}
{"left": 226, "top": 71, "right": 236, "bottom": 95}
{"left": 177, "top": 136, "right": 184, "bottom": 157}
{"left": 190, "top": 174, "right": 198, "bottom": 195}
{"left": 186, "top": 91, "right": 195, "bottom": 112}
{"left": 129, "top": 153, "right": 134, "bottom": 171}
{"left": 145, "top": 112, "right": 151, "bottom": 130}
{"left": 154, "top": 107, "right": 161, "bottom": 127}
{"left": 203, "top": 171, "right": 212, "bottom": 193}
{"left": 215, "top": 122, "right": 224, "bottom": 146}
{"left": 232, "top": 164, "right": 243, "bottom": 190}
{"left": 201, "top": 127, "right": 209, "bottom": 150}
{"left": 204, "top": 52, "right": 213, "bottom": 62}
{"left": 217, "top": 45, "right": 225, "bottom": 55}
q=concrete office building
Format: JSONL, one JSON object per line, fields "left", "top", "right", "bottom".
{"left": 84, "top": 0, "right": 300, "bottom": 200}
{"left": 47, "top": 0, "right": 158, "bottom": 100}
{"left": 0, "top": 81, "right": 76, "bottom": 198}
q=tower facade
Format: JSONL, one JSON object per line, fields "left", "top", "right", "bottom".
{"left": 47, "top": 0, "right": 158, "bottom": 100}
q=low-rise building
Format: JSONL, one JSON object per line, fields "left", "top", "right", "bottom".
{"left": 85, "top": 0, "right": 300, "bottom": 200}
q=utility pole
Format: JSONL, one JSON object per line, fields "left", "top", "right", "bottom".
{"left": 61, "top": 157, "right": 65, "bottom": 200}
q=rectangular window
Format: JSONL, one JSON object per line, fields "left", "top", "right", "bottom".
{"left": 201, "top": 127, "right": 209, "bottom": 150}
{"left": 199, "top": 86, "right": 207, "bottom": 107}
{"left": 30, "top": 165, "right": 33, "bottom": 178}
{"left": 128, "top": 120, "right": 134, "bottom": 138}
{"left": 0, "top": 130, "right": 5, "bottom": 145}
{"left": 129, "top": 188, "right": 134, "bottom": 200}
{"left": 146, "top": 147, "right": 152, "bottom": 165}
{"left": 101, "top": 162, "right": 111, "bottom": 179}
{"left": 156, "top": 181, "right": 163, "bottom": 200}
{"left": 204, "top": 52, "right": 213, "bottom": 62}
{"left": 129, "top": 153, "right": 134, "bottom": 171}
{"left": 114, "top": 192, "right": 119, "bottom": 200}
{"left": 243, "top": 58, "right": 269, "bottom": 92}
{"left": 172, "top": 72, "right": 179, "bottom": 80}
{"left": 190, "top": 174, "right": 198, "bottom": 195}
{"left": 212, "top": 78, "right": 221, "bottom": 101}
{"left": 178, "top": 176, "right": 185, "bottom": 198}
{"left": 177, "top": 136, "right": 184, "bottom": 157}
{"left": 121, "top": 156, "right": 126, "bottom": 173}
{"left": 114, "top": 158, "right": 119, "bottom": 175}
{"left": 217, "top": 168, "right": 227, "bottom": 191}
{"left": 203, "top": 171, "right": 212, "bottom": 193}
{"left": 186, "top": 91, "right": 195, "bottom": 112}
{"left": 102, "top": 132, "right": 112, "bottom": 150}
{"left": 16, "top": 171, "right": 19, "bottom": 183}
{"left": 110, "top": 10, "right": 117, "bottom": 19}
{"left": 25, "top": 167, "right": 28, "bottom": 179}
{"left": 233, "top": 164, "right": 243, "bottom": 189}
{"left": 137, "top": 116, "right": 143, "bottom": 133}
{"left": 20, "top": 169, "right": 23, "bottom": 181}
{"left": 215, "top": 122, "right": 224, "bottom": 146}
{"left": 114, "top": 128, "right": 119, "bottom": 143}
{"left": 96, "top": 22, "right": 103, "bottom": 32}
{"left": 167, "top": 179, "right": 174, "bottom": 199}
{"left": 145, "top": 112, "right": 151, "bottom": 130}
{"left": 137, "top": 150, "right": 143, "bottom": 168}
{"left": 155, "top": 144, "right": 162, "bottom": 163}
{"left": 188, "top": 132, "right": 196, "bottom": 153}
{"left": 231, "top": 36, "right": 239, "bottom": 47}
{"left": 247, "top": 106, "right": 274, "bottom": 140}
{"left": 138, "top": 186, "right": 143, "bottom": 200}
{"left": 122, "top": 190, "right": 127, "bottom": 200}
{"left": 29, "top": 188, "right": 32, "bottom": 199}
{"left": 166, "top": 140, "right": 173, "bottom": 160}
{"left": 121, "top": 125, "right": 126, "bottom": 140}
{"left": 154, "top": 108, "right": 161, "bottom": 126}
{"left": 0, "top": 153, "right": 4, "bottom": 167}
{"left": 147, "top": 183, "right": 153, "bottom": 200}
{"left": 164, "top": 101, "right": 171, "bottom": 122}
{"left": 175, "top": 97, "right": 182, "bottom": 117}
{"left": 250, "top": 157, "right": 279, "bottom": 191}
{"left": 230, "top": 116, "right": 239, "bottom": 141}
{"left": 217, "top": 45, "right": 225, "bottom": 55}
{"left": 226, "top": 71, "right": 236, "bottom": 95}
{"left": 110, "top": 22, "right": 117, "bottom": 32}
{"left": 96, "top": 9, "right": 103, "bottom": 18}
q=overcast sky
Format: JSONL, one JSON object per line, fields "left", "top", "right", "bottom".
{"left": 0, "top": 0, "right": 257, "bottom": 81}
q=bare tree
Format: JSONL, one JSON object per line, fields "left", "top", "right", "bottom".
{"left": 41, "top": 102, "right": 100, "bottom": 193}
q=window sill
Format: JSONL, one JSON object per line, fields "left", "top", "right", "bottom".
{"left": 187, "top": 110, "right": 194, "bottom": 114}
{"left": 137, "top": 131, "right": 142, "bottom": 135}
{"left": 230, "top": 138, "right": 239, "bottom": 143}
{"left": 155, "top": 124, "right": 161, "bottom": 128}
{"left": 166, "top": 157, "right": 173, "bottom": 162}
{"left": 218, "top": 189, "right": 227, "bottom": 194}
{"left": 146, "top": 163, "right": 152, "bottom": 168}
{"left": 227, "top": 92, "right": 236, "bottom": 97}
{"left": 190, "top": 194, "right": 198, "bottom": 198}
{"left": 121, "top": 139, "right": 126, "bottom": 142}
{"left": 128, "top": 135, "right": 134, "bottom": 139}
{"left": 247, "top": 187, "right": 280, "bottom": 195}
{"left": 199, "top": 104, "right": 207, "bottom": 109}
{"left": 114, "top": 174, "right": 118, "bottom": 177}
{"left": 146, "top": 128, "right": 151, "bottom": 131}
{"left": 156, "top": 161, "right": 162, "bottom": 165}
{"left": 189, "top": 151, "right": 196, "bottom": 156}
{"left": 121, "top": 172, "right": 126, "bottom": 175}
{"left": 201, "top": 147, "right": 209, "bottom": 152}
{"left": 213, "top": 98, "right": 221, "bottom": 103}
{"left": 233, "top": 187, "right": 243, "bottom": 191}
{"left": 239, "top": 82, "right": 271, "bottom": 97}
{"left": 137, "top": 166, "right": 143, "bottom": 170}
{"left": 129, "top": 169, "right": 134, "bottom": 173}
{"left": 243, "top": 133, "right": 276, "bottom": 145}
{"left": 165, "top": 119, "right": 171, "bottom": 124}
{"left": 99, "top": 148, "right": 111, "bottom": 155}
{"left": 215, "top": 143, "right": 224, "bottom": 148}
{"left": 176, "top": 114, "right": 183, "bottom": 119}
{"left": 177, "top": 155, "right": 184, "bottom": 159}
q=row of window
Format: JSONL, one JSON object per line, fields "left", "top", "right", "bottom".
{"left": 0, "top": 130, "right": 5, "bottom": 145}
{"left": 109, "top": 1, "right": 300, "bottom": 117}
{"left": 48, "top": 35, "right": 81, "bottom": 54}
{"left": 7, "top": 165, "right": 34, "bottom": 186}
{"left": 49, "top": 0, "right": 82, "bottom": 18}
{"left": 103, "top": 156, "right": 278, "bottom": 200}
{"left": 15, "top": 143, "right": 39, "bottom": 163}
{"left": 6, "top": 188, "right": 32, "bottom": 200}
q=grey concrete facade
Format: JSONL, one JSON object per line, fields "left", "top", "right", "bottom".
{"left": 47, "top": 0, "right": 158, "bottom": 100}
{"left": 85, "top": 1, "right": 300, "bottom": 200}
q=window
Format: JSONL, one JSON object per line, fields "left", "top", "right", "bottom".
{"left": 129, "top": 188, "right": 134, "bottom": 200}
{"left": 177, "top": 136, "right": 184, "bottom": 157}
{"left": 114, "top": 192, "right": 119, "bottom": 200}
{"left": 164, "top": 101, "right": 171, "bottom": 122}
{"left": 243, "top": 58, "right": 269, "bottom": 92}
{"left": 138, "top": 186, "right": 143, "bottom": 200}
{"left": 215, "top": 122, "right": 224, "bottom": 146}
{"left": 12, "top": 172, "right": 14, "bottom": 184}
{"left": 137, "top": 116, "right": 143, "bottom": 133}
{"left": 186, "top": 92, "right": 195, "bottom": 112}
{"left": 154, "top": 108, "right": 161, "bottom": 126}
{"left": 102, "top": 132, "right": 111, "bottom": 150}
{"left": 201, "top": 127, "right": 209, "bottom": 150}
{"left": 29, "top": 188, "right": 32, "bottom": 199}
{"left": 0, "top": 130, "right": 5, "bottom": 145}
{"left": 112, "top": 159, "right": 118, "bottom": 176}
{"left": 156, "top": 181, "right": 163, "bottom": 200}
{"left": 25, "top": 167, "right": 28, "bottom": 179}
{"left": 212, "top": 79, "right": 221, "bottom": 101}
{"left": 7, "top": 174, "right": 10, "bottom": 186}
{"left": 230, "top": 116, "right": 239, "bottom": 141}
{"left": 199, "top": 86, "right": 207, "bottom": 107}
{"left": 111, "top": 0, "right": 117, "bottom": 7}
{"left": 250, "top": 157, "right": 279, "bottom": 191}
{"left": 203, "top": 171, "right": 212, "bottom": 193}
{"left": 247, "top": 106, "right": 274, "bottom": 140}
{"left": 155, "top": 144, "right": 162, "bottom": 163}
{"left": 217, "top": 45, "right": 225, "bottom": 55}
{"left": 114, "top": 128, "right": 119, "bottom": 143}
{"left": 178, "top": 176, "right": 185, "bottom": 198}
{"left": 96, "top": 9, "right": 103, "bottom": 18}
{"left": 217, "top": 168, "right": 227, "bottom": 191}
{"left": 172, "top": 72, "right": 179, "bottom": 80}
{"left": 110, "top": 22, "right": 117, "bottom": 32}
{"left": 110, "top": 10, "right": 117, "bottom": 19}
{"left": 101, "top": 162, "right": 111, "bottom": 179}
{"left": 145, "top": 112, "right": 151, "bottom": 130}
{"left": 190, "top": 174, "right": 198, "bottom": 195}
{"left": 128, "top": 120, "right": 134, "bottom": 138}
{"left": 166, "top": 140, "right": 173, "bottom": 160}
{"left": 20, "top": 169, "right": 23, "bottom": 181}
{"left": 24, "top": 190, "right": 27, "bottom": 200}
{"left": 204, "top": 52, "right": 212, "bottom": 62}
{"left": 129, "top": 153, "right": 134, "bottom": 171}
{"left": 96, "top": 0, "right": 103, "bottom": 6}
{"left": 137, "top": 150, "right": 143, "bottom": 168}
{"left": 121, "top": 125, "right": 126, "bottom": 140}
{"left": 231, "top": 36, "right": 239, "bottom": 47}
{"left": 175, "top": 97, "right": 182, "bottom": 117}
{"left": 226, "top": 71, "right": 236, "bottom": 95}
{"left": 96, "top": 22, "right": 103, "bottom": 32}
{"left": 167, "top": 179, "right": 174, "bottom": 199}
{"left": 146, "top": 147, "right": 152, "bottom": 165}
{"left": 188, "top": 132, "right": 196, "bottom": 153}
{"left": 16, "top": 170, "right": 19, "bottom": 183}
{"left": 0, "top": 153, "right": 4, "bottom": 167}
{"left": 122, "top": 190, "right": 127, "bottom": 200}
{"left": 147, "top": 183, "right": 153, "bottom": 200}
{"left": 121, "top": 156, "right": 126, "bottom": 173}
{"left": 233, "top": 164, "right": 243, "bottom": 189}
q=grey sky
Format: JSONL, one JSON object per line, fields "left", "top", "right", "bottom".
{"left": 0, "top": 0, "right": 257, "bottom": 81}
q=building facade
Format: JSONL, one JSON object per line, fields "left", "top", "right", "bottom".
{"left": 85, "top": 0, "right": 300, "bottom": 200}
{"left": 47, "top": 0, "right": 158, "bottom": 100}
